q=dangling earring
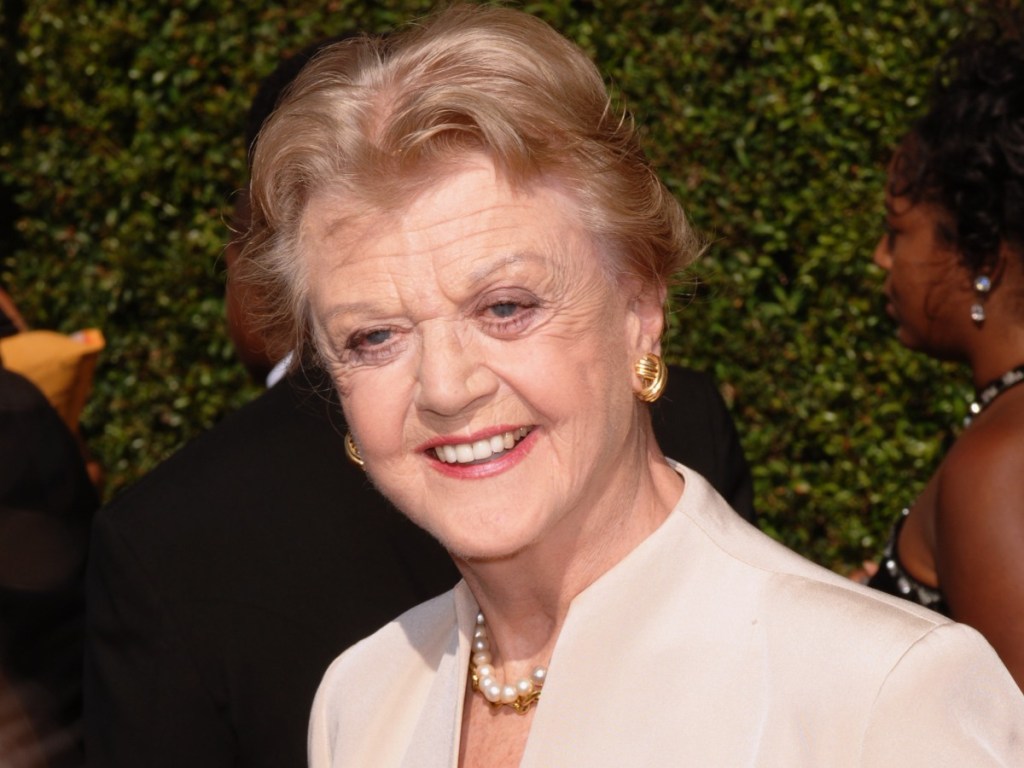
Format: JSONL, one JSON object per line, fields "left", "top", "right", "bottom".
{"left": 344, "top": 432, "right": 365, "bottom": 468}
{"left": 634, "top": 353, "right": 668, "bottom": 403}
{"left": 970, "top": 274, "right": 991, "bottom": 325}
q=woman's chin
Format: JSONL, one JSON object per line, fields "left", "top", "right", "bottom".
{"left": 423, "top": 519, "right": 540, "bottom": 565}
{"left": 894, "top": 324, "right": 925, "bottom": 352}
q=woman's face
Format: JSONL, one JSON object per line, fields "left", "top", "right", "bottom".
{"left": 301, "top": 158, "right": 663, "bottom": 560}
{"left": 873, "top": 193, "right": 972, "bottom": 358}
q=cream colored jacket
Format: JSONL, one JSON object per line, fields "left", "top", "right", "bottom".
{"left": 309, "top": 464, "right": 1024, "bottom": 766}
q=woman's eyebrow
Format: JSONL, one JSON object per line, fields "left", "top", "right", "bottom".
{"left": 465, "top": 250, "right": 545, "bottom": 283}
{"left": 321, "top": 300, "right": 383, "bottom": 328}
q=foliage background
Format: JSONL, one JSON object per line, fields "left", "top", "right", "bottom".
{"left": 1, "top": 0, "right": 984, "bottom": 571}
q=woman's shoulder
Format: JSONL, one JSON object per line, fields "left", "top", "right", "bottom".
{"left": 944, "top": 394, "right": 1024, "bottom": 479}
{"left": 673, "top": 466, "right": 951, "bottom": 641}
{"left": 309, "top": 587, "right": 463, "bottom": 765}
{"left": 937, "top": 394, "right": 1024, "bottom": 530}
{"left": 307, "top": 585, "right": 468, "bottom": 765}
{"left": 319, "top": 587, "right": 459, "bottom": 689}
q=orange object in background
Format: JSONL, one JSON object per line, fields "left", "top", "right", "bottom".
{"left": 0, "top": 329, "right": 105, "bottom": 433}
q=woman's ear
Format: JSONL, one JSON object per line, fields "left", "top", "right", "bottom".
{"left": 624, "top": 279, "right": 667, "bottom": 358}
{"left": 990, "top": 241, "right": 1015, "bottom": 291}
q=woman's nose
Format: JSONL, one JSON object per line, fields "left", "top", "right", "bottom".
{"left": 872, "top": 237, "right": 892, "bottom": 271}
{"left": 414, "top": 321, "right": 497, "bottom": 417}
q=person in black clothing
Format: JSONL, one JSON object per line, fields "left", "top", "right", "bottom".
{"left": 1, "top": 366, "right": 98, "bottom": 768}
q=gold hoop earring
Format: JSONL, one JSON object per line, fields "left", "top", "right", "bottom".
{"left": 634, "top": 353, "right": 667, "bottom": 403}
{"left": 344, "top": 432, "right": 365, "bottom": 468}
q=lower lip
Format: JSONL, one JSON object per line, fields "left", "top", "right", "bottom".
{"left": 427, "top": 429, "right": 537, "bottom": 479}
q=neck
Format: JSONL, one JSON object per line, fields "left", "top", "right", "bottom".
{"left": 964, "top": 314, "right": 1024, "bottom": 389}
{"left": 969, "top": 350, "right": 1024, "bottom": 390}
{"left": 452, "top": 445, "right": 682, "bottom": 677}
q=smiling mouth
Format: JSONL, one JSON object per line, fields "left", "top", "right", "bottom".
{"left": 432, "top": 427, "right": 532, "bottom": 465}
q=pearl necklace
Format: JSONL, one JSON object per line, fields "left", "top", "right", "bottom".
{"left": 469, "top": 612, "right": 547, "bottom": 714}
{"left": 964, "top": 363, "right": 1024, "bottom": 426}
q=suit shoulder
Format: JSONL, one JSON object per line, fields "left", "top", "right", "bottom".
{"left": 100, "top": 380, "right": 353, "bottom": 521}
{"left": 663, "top": 365, "right": 716, "bottom": 399}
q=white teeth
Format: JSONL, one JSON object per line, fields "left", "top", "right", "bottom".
{"left": 434, "top": 428, "right": 530, "bottom": 464}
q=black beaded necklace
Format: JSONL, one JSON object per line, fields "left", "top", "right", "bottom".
{"left": 964, "top": 363, "right": 1024, "bottom": 426}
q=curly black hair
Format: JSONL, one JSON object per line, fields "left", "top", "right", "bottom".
{"left": 889, "top": 13, "right": 1024, "bottom": 274}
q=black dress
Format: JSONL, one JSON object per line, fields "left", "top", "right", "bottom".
{"left": 867, "top": 508, "right": 950, "bottom": 616}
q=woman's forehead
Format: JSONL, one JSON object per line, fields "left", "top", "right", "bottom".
{"left": 302, "top": 162, "right": 586, "bottom": 257}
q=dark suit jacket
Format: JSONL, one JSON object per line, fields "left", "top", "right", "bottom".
{"left": 84, "top": 365, "right": 753, "bottom": 768}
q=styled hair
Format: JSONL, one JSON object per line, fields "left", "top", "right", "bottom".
{"left": 889, "top": 13, "right": 1024, "bottom": 275}
{"left": 243, "top": 34, "right": 358, "bottom": 171}
{"left": 242, "top": 3, "right": 700, "bottom": 365}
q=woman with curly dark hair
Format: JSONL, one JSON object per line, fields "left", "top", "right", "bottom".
{"left": 868, "top": 14, "right": 1024, "bottom": 690}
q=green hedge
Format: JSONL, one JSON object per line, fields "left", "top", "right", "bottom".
{"left": 1, "top": 0, "right": 980, "bottom": 571}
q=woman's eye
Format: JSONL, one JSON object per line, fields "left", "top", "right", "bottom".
{"left": 489, "top": 302, "right": 520, "bottom": 318}
{"left": 364, "top": 328, "right": 392, "bottom": 346}
{"left": 479, "top": 297, "right": 537, "bottom": 337}
{"left": 343, "top": 327, "right": 400, "bottom": 363}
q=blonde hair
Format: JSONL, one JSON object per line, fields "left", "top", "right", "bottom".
{"left": 243, "top": 3, "right": 700, "bottom": 365}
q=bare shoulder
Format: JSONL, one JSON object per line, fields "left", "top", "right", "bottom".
{"left": 932, "top": 395, "right": 1024, "bottom": 688}
{"left": 939, "top": 398, "right": 1024, "bottom": 526}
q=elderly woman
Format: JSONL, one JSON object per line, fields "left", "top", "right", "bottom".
{"left": 243, "top": 5, "right": 1024, "bottom": 766}
{"left": 866, "top": 19, "right": 1024, "bottom": 690}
